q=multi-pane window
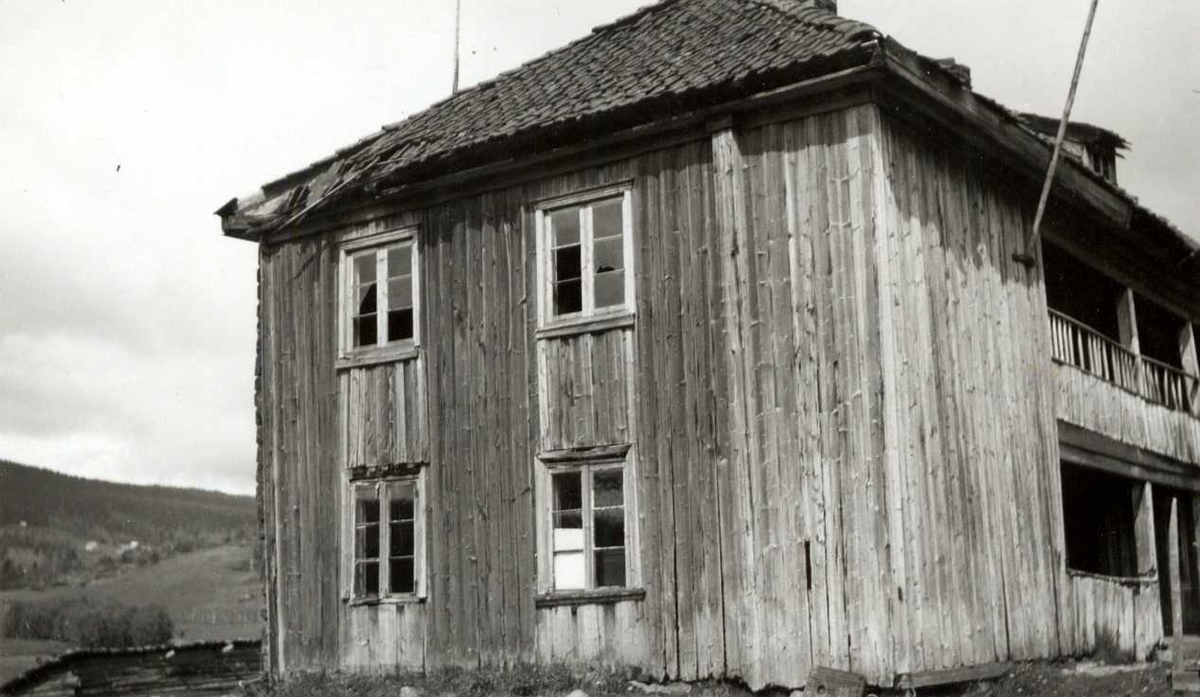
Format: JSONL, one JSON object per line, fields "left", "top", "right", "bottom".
{"left": 344, "top": 233, "right": 418, "bottom": 353}
{"left": 539, "top": 189, "right": 632, "bottom": 322}
{"left": 352, "top": 479, "right": 422, "bottom": 600}
{"left": 549, "top": 464, "right": 628, "bottom": 590}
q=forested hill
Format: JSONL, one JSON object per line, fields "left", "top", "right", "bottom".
{"left": 0, "top": 460, "right": 255, "bottom": 546}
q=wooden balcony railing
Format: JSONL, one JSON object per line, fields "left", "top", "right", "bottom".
{"left": 1049, "top": 309, "right": 1199, "bottom": 414}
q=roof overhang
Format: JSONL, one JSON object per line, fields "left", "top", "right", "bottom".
{"left": 216, "top": 37, "right": 1198, "bottom": 292}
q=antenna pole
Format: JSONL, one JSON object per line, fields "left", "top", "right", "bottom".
{"left": 1015, "top": 0, "right": 1101, "bottom": 266}
{"left": 452, "top": 0, "right": 462, "bottom": 94}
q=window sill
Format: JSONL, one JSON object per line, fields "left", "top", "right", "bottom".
{"left": 539, "top": 443, "right": 631, "bottom": 465}
{"left": 345, "top": 594, "right": 426, "bottom": 607}
{"left": 536, "top": 312, "right": 635, "bottom": 340}
{"left": 336, "top": 343, "right": 420, "bottom": 371}
{"left": 534, "top": 587, "right": 645, "bottom": 608}
{"left": 1065, "top": 568, "right": 1157, "bottom": 587}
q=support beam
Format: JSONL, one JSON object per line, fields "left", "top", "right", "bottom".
{"left": 1133, "top": 482, "right": 1162, "bottom": 660}
{"left": 1117, "top": 288, "right": 1140, "bottom": 355}
{"left": 1169, "top": 497, "right": 1183, "bottom": 655}
{"left": 1134, "top": 482, "right": 1156, "bottom": 576}
{"left": 1181, "top": 323, "right": 1199, "bottom": 418}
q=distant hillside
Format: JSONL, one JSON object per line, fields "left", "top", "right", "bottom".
{"left": 0, "top": 460, "right": 254, "bottom": 544}
{"left": 0, "top": 460, "right": 256, "bottom": 590}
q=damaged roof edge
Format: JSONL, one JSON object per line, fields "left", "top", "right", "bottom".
{"left": 215, "top": 8, "right": 1195, "bottom": 269}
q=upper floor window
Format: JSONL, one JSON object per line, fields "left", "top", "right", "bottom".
{"left": 340, "top": 228, "right": 419, "bottom": 359}
{"left": 536, "top": 186, "right": 634, "bottom": 325}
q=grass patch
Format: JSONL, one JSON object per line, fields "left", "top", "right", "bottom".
{"left": 1091, "top": 628, "right": 1135, "bottom": 665}
{"left": 253, "top": 664, "right": 639, "bottom": 697}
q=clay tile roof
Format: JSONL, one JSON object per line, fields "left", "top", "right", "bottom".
{"left": 221, "top": 0, "right": 881, "bottom": 234}
{"left": 1017, "top": 112, "right": 1130, "bottom": 150}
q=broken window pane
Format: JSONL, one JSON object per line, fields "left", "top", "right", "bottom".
{"left": 357, "top": 283, "right": 378, "bottom": 315}
{"left": 594, "top": 236, "right": 623, "bottom": 274}
{"left": 550, "top": 207, "right": 580, "bottom": 246}
{"left": 594, "top": 270, "right": 624, "bottom": 309}
{"left": 594, "top": 548, "right": 626, "bottom": 588}
{"left": 592, "top": 197, "right": 623, "bottom": 240}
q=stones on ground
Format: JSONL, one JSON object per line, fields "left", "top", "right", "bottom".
{"left": 628, "top": 681, "right": 692, "bottom": 695}
{"left": 399, "top": 686, "right": 421, "bottom": 697}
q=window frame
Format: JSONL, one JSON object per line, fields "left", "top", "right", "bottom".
{"left": 338, "top": 227, "right": 421, "bottom": 367}
{"left": 346, "top": 473, "right": 426, "bottom": 605}
{"left": 535, "top": 184, "right": 635, "bottom": 331}
{"left": 535, "top": 448, "right": 641, "bottom": 602}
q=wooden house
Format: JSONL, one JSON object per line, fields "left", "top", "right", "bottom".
{"left": 216, "top": 0, "right": 1200, "bottom": 689}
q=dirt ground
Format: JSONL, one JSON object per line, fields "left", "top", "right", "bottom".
{"left": 929, "top": 661, "right": 1171, "bottom": 697}
{"left": 245, "top": 660, "right": 1176, "bottom": 697}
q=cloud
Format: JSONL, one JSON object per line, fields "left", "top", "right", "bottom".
{"left": 0, "top": 0, "right": 1195, "bottom": 498}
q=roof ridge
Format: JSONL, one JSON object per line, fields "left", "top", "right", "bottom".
{"left": 747, "top": 0, "right": 880, "bottom": 41}
{"left": 382, "top": 0, "right": 685, "bottom": 132}
{"left": 221, "top": 0, "right": 883, "bottom": 235}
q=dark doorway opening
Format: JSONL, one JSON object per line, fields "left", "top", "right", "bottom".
{"left": 1154, "top": 486, "right": 1200, "bottom": 635}
{"left": 1060, "top": 462, "right": 1138, "bottom": 577}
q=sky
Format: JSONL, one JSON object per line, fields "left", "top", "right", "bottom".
{"left": 1, "top": 0, "right": 1196, "bottom": 496}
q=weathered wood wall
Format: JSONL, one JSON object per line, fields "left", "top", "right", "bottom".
{"left": 255, "top": 96, "right": 1183, "bottom": 689}
{"left": 1055, "top": 364, "right": 1200, "bottom": 464}
{"left": 343, "top": 358, "right": 428, "bottom": 469}
{"left": 1065, "top": 573, "right": 1161, "bottom": 661}
{"left": 867, "top": 110, "right": 1071, "bottom": 674}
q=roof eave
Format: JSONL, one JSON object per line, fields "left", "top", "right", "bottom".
{"left": 217, "top": 44, "right": 883, "bottom": 241}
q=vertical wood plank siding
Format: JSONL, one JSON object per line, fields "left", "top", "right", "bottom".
{"left": 344, "top": 360, "right": 428, "bottom": 468}
{"left": 874, "top": 111, "right": 1071, "bottom": 675}
{"left": 1055, "top": 364, "right": 1200, "bottom": 464}
{"left": 256, "top": 100, "right": 1174, "bottom": 689}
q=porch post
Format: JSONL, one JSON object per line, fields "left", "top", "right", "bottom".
{"left": 1134, "top": 482, "right": 1156, "bottom": 575}
{"left": 1180, "top": 322, "right": 1199, "bottom": 418}
{"left": 1170, "top": 497, "right": 1183, "bottom": 657}
{"left": 1117, "top": 288, "right": 1140, "bottom": 354}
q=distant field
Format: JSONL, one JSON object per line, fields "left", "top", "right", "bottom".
{"left": 0, "top": 544, "right": 262, "bottom": 685}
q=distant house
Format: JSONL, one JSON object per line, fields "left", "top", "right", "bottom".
{"left": 218, "top": 0, "right": 1200, "bottom": 690}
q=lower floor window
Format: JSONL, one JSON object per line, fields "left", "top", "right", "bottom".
{"left": 352, "top": 476, "right": 423, "bottom": 600}
{"left": 1061, "top": 461, "right": 1138, "bottom": 577}
{"left": 549, "top": 461, "right": 631, "bottom": 591}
